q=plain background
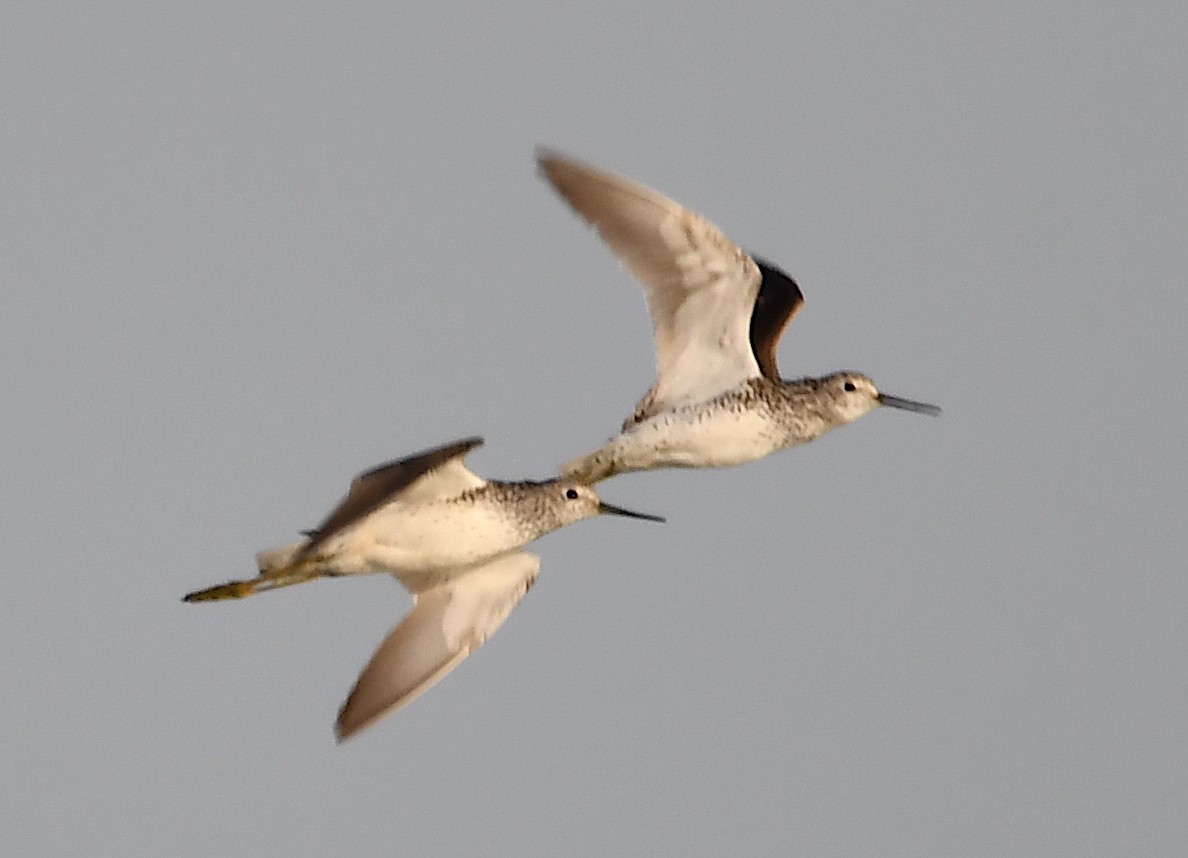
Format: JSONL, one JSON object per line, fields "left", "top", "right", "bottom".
{"left": 3, "top": 3, "right": 1186, "bottom": 855}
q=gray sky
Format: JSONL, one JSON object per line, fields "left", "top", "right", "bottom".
{"left": 3, "top": 2, "right": 1186, "bottom": 855}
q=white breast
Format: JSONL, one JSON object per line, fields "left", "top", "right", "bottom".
{"left": 328, "top": 500, "right": 524, "bottom": 583}
{"left": 617, "top": 405, "right": 786, "bottom": 471}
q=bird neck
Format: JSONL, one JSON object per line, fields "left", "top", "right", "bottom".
{"left": 469, "top": 480, "right": 565, "bottom": 539}
{"left": 769, "top": 376, "right": 834, "bottom": 441}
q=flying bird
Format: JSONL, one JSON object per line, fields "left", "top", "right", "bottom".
{"left": 537, "top": 149, "right": 940, "bottom": 483}
{"left": 183, "top": 436, "right": 663, "bottom": 740}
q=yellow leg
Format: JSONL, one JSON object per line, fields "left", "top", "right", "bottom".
{"left": 182, "top": 558, "right": 322, "bottom": 602}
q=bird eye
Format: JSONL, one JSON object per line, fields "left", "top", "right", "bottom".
{"left": 843, "top": 381, "right": 857, "bottom": 392}
{"left": 565, "top": 488, "right": 579, "bottom": 500}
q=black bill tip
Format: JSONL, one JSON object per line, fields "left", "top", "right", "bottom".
{"left": 877, "top": 393, "right": 941, "bottom": 416}
{"left": 597, "top": 501, "right": 666, "bottom": 523}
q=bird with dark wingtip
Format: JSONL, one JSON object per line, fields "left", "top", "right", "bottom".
{"left": 537, "top": 149, "right": 941, "bottom": 484}
{"left": 182, "top": 437, "right": 663, "bottom": 741}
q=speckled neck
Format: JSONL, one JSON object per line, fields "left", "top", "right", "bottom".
{"left": 456, "top": 480, "right": 567, "bottom": 541}
{"left": 705, "top": 376, "right": 834, "bottom": 445}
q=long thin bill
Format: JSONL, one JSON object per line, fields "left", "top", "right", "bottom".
{"left": 598, "top": 501, "right": 666, "bottom": 523}
{"left": 878, "top": 393, "right": 942, "bottom": 416}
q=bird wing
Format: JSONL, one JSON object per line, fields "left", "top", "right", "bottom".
{"left": 748, "top": 255, "right": 805, "bottom": 380}
{"left": 302, "top": 437, "right": 485, "bottom": 555}
{"left": 335, "top": 551, "right": 541, "bottom": 741}
{"left": 538, "top": 149, "right": 763, "bottom": 418}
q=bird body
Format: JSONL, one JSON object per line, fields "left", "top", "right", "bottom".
{"left": 562, "top": 374, "right": 868, "bottom": 483}
{"left": 255, "top": 480, "right": 585, "bottom": 589}
{"left": 538, "top": 149, "right": 939, "bottom": 483}
{"left": 183, "top": 437, "right": 662, "bottom": 739}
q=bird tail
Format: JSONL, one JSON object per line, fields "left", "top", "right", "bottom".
{"left": 182, "top": 543, "right": 319, "bottom": 603}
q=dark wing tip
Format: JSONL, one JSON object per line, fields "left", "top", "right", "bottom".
{"left": 352, "top": 436, "right": 483, "bottom": 484}
{"left": 457, "top": 435, "right": 484, "bottom": 452}
{"left": 535, "top": 147, "right": 564, "bottom": 181}
{"left": 535, "top": 145, "right": 571, "bottom": 170}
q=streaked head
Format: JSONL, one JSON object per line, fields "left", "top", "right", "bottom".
{"left": 547, "top": 481, "right": 666, "bottom": 527}
{"left": 819, "top": 372, "right": 941, "bottom": 425}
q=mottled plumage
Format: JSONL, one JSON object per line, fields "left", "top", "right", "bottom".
{"left": 537, "top": 150, "right": 939, "bottom": 483}
{"left": 183, "top": 436, "right": 662, "bottom": 740}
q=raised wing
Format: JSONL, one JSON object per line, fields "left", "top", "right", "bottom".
{"left": 538, "top": 149, "right": 763, "bottom": 415}
{"left": 302, "top": 436, "right": 484, "bottom": 555}
{"left": 748, "top": 255, "right": 804, "bottom": 380}
{"left": 335, "top": 551, "right": 541, "bottom": 741}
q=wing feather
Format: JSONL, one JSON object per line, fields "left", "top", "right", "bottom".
{"left": 538, "top": 150, "right": 762, "bottom": 418}
{"left": 302, "top": 437, "right": 484, "bottom": 554}
{"left": 748, "top": 255, "right": 805, "bottom": 380}
{"left": 334, "top": 552, "right": 541, "bottom": 740}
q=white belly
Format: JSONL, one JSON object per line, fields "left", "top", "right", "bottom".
{"left": 327, "top": 502, "right": 523, "bottom": 582}
{"left": 618, "top": 406, "right": 785, "bottom": 470}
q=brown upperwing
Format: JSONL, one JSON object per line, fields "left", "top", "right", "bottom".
{"left": 299, "top": 436, "right": 484, "bottom": 556}
{"left": 748, "top": 255, "right": 805, "bottom": 380}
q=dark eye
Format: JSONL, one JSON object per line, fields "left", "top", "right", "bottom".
{"left": 843, "top": 381, "right": 857, "bottom": 392}
{"left": 565, "top": 488, "right": 579, "bottom": 500}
